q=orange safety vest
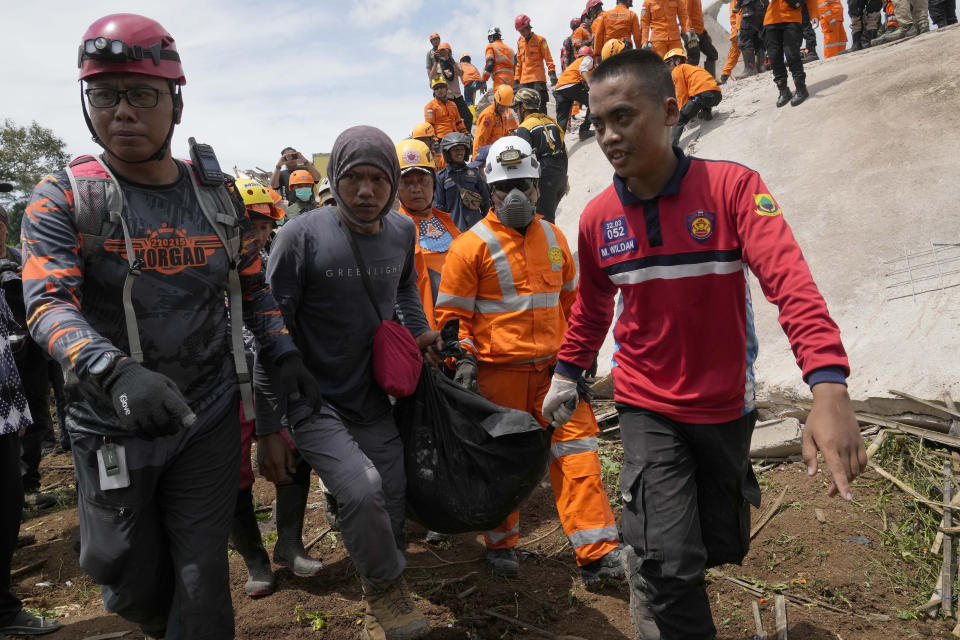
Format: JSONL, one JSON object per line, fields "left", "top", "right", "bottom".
{"left": 571, "top": 25, "right": 593, "bottom": 50}
{"left": 515, "top": 33, "right": 556, "bottom": 84}
{"left": 460, "top": 61, "right": 483, "bottom": 84}
{"left": 671, "top": 63, "right": 720, "bottom": 108}
{"left": 435, "top": 212, "right": 578, "bottom": 365}
{"left": 557, "top": 55, "right": 595, "bottom": 89}
{"left": 640, "top": 0, "right": 690, "bottom": 43}
{"left": 484, "top": 40, "right": 516, "bottom": 88}
{"left": 765, "top": 0, "right": 819, "bottom": 25}
{"left": 401, "top": 206, "right": 461, "bottom": 330}
{"left": 473, "top": 104, "right": 519, "bottom": 160}
{"left": 594, "top": 4, "right": 645, "bottom": 50}
{"left": 424, "top": 97, "right": 467, "bottom": 139}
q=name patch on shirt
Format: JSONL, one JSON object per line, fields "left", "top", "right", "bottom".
{"left": 599, "top": 216, "right": 637, "bottom": 260}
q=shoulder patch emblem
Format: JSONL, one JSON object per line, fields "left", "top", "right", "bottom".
{"left": 686, "top": 210, "right": 715, "bottom": 242}
{"left": 753, "top": 193, "right": 782, "bottom": 217}
{"left": 548, "top": 246, "right": 564, "bottom": 269}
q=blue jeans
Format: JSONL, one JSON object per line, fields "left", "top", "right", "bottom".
{"left": 464, "top": 81, "right": 485, "bottom": 106}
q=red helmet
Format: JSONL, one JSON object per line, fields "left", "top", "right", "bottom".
{"left": 577, "top": 46, "right": 594, "bottom": 57}
{"left": 78, "top": 14, "right": 185, "bottom": 85}
{"left": 586, "top": 0, "right": 604, "bottom": 10}
{"left": 515, "top": 14, "right": 532, "bottom": 31}
{"left": 570, "top": 17, "right": 582, "bottom": 29}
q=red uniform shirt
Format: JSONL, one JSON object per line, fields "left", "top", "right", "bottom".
{"left": 556, "top": 150, "right": 848, "bottom": 423}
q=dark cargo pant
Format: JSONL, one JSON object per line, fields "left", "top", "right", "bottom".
{"left": 764, "top": 22, "right": 806, "bottom": 85}
{"left": 536, "top": 171, "right": 567, "bottom": 224}
{"left": 617, "top": 405, "right": 760, "bottom": 640}
{"left": 686, "top": 31, "right": 720, "bottom": 77}
{"left": 71, "top": 390, "right": 239, "bottom": 640}
{"left": 554, "top": 83, "right": 591, "bottom": 135}
{"left": 287, "top": 405, "right": 407, "bottom": 581}
{"left": 0, "top": 432, "right": 24, "bottom": 626}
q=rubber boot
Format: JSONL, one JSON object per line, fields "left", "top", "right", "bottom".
{"left": 740, "top": 48, "right": 757, "bottom": 76}
{"left": 230, "top": 501, "right": 276, "bottom": 598}
{"left": 790, "top": 77, "right": 809, "bottom": 106}
{"left": 775, "top": 79, "right": 793, "bottom": 107}
{"left": 485, "top": 548, "right": 520, "bottom": 578}
{"left": 273, "top": 482, "right": 324, "bottom": 578}
{"left": 861, "top": 29, "right": 875, "bottom": 48}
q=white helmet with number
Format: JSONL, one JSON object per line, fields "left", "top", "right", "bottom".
{"left": 488, "top": 26, "right": 502, "bottom": 37}
{"left": 483, "top": 136, "right": 540, "bottom": 184}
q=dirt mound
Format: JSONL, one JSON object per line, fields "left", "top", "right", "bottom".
{"left": 554, "top": 26, "right": 960, "bottom": 402}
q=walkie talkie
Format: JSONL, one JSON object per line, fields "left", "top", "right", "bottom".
{"left": 188, "top": 136, "right": 225, "bottom": 186}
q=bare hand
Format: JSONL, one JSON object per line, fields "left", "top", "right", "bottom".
{"left": 257, "top": 432, "right": 297, "bottom": 485}
{"left": 802, "top": 383, "right": 867, "bottom": 500}
{"left": 416, "top": 330, "right": 444, "bottom": 367}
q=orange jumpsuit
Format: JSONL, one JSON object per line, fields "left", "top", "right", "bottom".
{"left": 818, "top": 0, "right": 848, "bottom": 57}
{"left": 424, "top": 97, "right": 467, "bottom": 139}
{"left": 640, "top": 0, "right": 691, "bottom": 58}
{"left": 472, "top": 104, "right": 519, "bottom": 160}
{"left": 764, "top": 0, "right": 819, "bottom": 25}
{"left": 401, "top": 206, "right": 460, "bottom": 329}
{"left": 435, "top": 213, "right": 619, "bottom": 566}
{"left": 593, "top": 4, "right": 644, "bottom": 51}
{"left": 460, "top": 61, "right": 483, "bottom": 84}
{"left": 483, "top": 40, "right": 516, "bottom": 89}
{"left": 571, "top": 24, "right": 593, "bottom": 50}
{"left": 671, "top": 63, "right": 721, "bottom": 108}
{"left": 722, "top": 3, "right": 742, "bottom": 77}
{"left": 515, "top": 33, "right": 556, "bottom": 84}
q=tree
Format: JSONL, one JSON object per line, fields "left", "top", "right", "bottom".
{"left": 0, "top": 118, "right": 70, "bottom": 247}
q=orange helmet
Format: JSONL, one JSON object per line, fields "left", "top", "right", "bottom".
{"left": 429, "top": 32, "right": 440, "bottom": 40}
{"left": 663, "top": 48, "right": 686, "bottom": 62}
{"left": 437, "top": 42, "right": 452, "bottom": 54}
{"left": 494, "top": 85, "right": 514, "bottom": 107}
{"left": 288, "top": 169, "right": 313, "bottom": 187}
{"left": 412, "top": 122, "right": 436, "bottom": 138}
{"left": 601, "top": 38, "right": 626, "bottom": 60}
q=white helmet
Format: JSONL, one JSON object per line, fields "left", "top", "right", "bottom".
{"left": 488, "top": 26, "right": 502, "bottom": 38}
{"left": 484, "top": 136, "right": 540, "bottom": 184}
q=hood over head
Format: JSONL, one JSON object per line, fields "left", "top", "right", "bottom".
{"left": 327, "top": 125, "right": 400, "bottom": 227}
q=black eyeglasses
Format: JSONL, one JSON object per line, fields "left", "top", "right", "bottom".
{"left": 492, "top": 178, "right": 535, "bottom": 193}
{"left": 85, "top": 87, "right": 171, "bottom": 109}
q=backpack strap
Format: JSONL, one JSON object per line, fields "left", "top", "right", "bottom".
{"left": 67, "top": 155, "right": 145, "bottom": 363}
{"left": 180, "top": 160, "right": 254, "bottom": 419}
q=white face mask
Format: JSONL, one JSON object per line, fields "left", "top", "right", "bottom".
{"left": 495, "top": 187, "right": 536, "bottom": 228}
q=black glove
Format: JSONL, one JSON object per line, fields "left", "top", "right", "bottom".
{"left": 549, "top": 71, "right": 559, "bottom": 86}
{"left": 102, "top": 358, "right": 195, "bottom": 438}
{"left": 586, "top": 354, "right": 599, "bottom": 379}
{"left": 454, "top": 357, "right": 479, "bottom": 392}
{"left": 275, "top": 353, "right": 321, "bottom": 424}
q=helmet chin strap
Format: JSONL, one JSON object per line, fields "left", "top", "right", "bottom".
{"left": 80, "top": 82, "right": 180, "bottom": 165}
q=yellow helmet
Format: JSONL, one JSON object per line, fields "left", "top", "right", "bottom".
{"left": 431, "top": 76, "right": 448, "bottom": 88}
{"left": 236, "top": 178, "right": 284, "bottom": 221}
{"left": 664, "top": 48, "right": 686, "bottom": 62}
{"left": 395, "top": 139, "right": 436, "bottom": 175}
{"left": 601, "top": 38, "right": 626, "bottom": 60}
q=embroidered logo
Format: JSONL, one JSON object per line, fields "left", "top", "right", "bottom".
{"left": 753, "top": 193, "right": 782, "bottom": 217}
{"left": 548, "top": 246, "right": 563, "bottom": 269}
{"left": 402, "top": 148, "right": 423, "bottom": 166}
{"left": 686, "top": 210, "right": 715, "bottom": 242}
{"left": 104, "top": 224, "right": 221, "bottom": 274}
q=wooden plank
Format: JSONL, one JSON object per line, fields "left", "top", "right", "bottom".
{"left": 751, "top": 487, "right": 788, "bottom": 539}
{"left": 774, "top": 595, "right": 788, "bottom": 640}
{"left": 10, "top": 559, "right": 45, "bottom": 578}
{"left": 944, "top": 462, "right": 954, "bottom": 618}
{"left": 869, "top": 463, "right": 943, "bottom": 515}
{"left": 865, "top": 430, "right": 889, "bottom": 458}
{"left": 890, "top": 389, "right": 960, "bottom": 420}
{"left": 752, "top": 600, "right": 767, "bottom": 640}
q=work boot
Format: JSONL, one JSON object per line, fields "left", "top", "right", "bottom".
{"left": 273, "top": 483, "right": 324, "bottom": 578}
{"left": 23, "top": 491, "right": 57, "bottom": 510}
{"left": 719, "top": 73, "right": 729, "bottom": 84}
{"left": 361, "top": 576, "right": 429, "bottom": 640}
{"left": 323, "top": 490, "right": 340, "bottom": 531}
{"left": 916, "top": 19, "right": 930, "bottom": 32}
{"left": 580, "top": 547, "right": 626, "bottom": 589}
{"left": 699, "top": 107, "right": 714, "bottom": 121}
{"left": 801, "top": 48, "right": 819, "bottom": 61}
{"left": 863, "top": 29, "right": 878, "bottom": 47}
{"left": 424, "top": 530, "right": 450, "bottom": 545}
{"left": 230, "top": 505, "right": 276, "bottom": 597}
{"left": 704, "top": 57, "right": 717, "bottom": 78}
{"left": 485, "top": 548, "right": 519, "bottom": 578}
{"left": 775, "top": 80, "right": 793, "bottom": 107}
{"left": 871, "top": 23, "right": 916, "bottom": 45}
{"left": 790, "top": 78, "right": 809, "bottom": 106}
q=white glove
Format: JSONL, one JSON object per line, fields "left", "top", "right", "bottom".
{"left": 542, "top": 376, "right": 579, "bottom": 428}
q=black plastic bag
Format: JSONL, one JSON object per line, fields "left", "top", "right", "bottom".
{"left": 395, "top": 363, "right": 551, "bottom": 534}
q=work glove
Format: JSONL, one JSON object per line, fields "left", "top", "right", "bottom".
{"left": 541, "top": 376, "right": 579, "bottom": 429}
{"left": 454, "top": 358, "right": 479, "bottom": 392}
{"left": 549, "top": 71, "right": 559, "bottom": 86}
{"left": 102, "top": 358, "right": 196, "bottom": 438}
{"left": 686, "top": 30, "right": 700, "bottom": 48}
{"left": 274, "top": 353, "right": 322, "bottom": 425}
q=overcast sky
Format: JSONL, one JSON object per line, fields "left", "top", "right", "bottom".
{"left": 5, "top": 0, "right": 683, "bottom": 174}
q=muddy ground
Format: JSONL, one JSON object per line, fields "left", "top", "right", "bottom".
{"left": 10, "top": 434, "right": 955, "bottom": 639}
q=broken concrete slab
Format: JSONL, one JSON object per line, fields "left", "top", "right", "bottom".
{"left": 751, "top": 417, "right": 803, "bottom": 459}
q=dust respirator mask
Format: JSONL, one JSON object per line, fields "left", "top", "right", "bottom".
{"left": 496, "top": 187, "right": 536, "bottom": 229}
